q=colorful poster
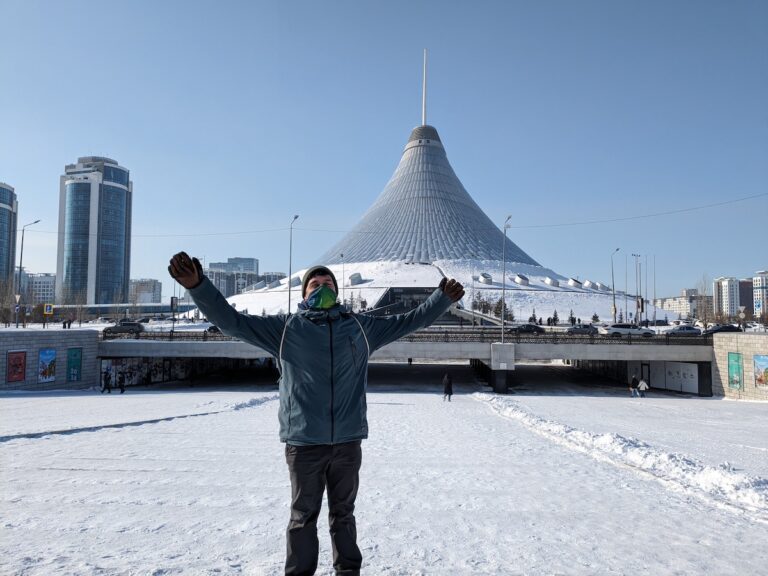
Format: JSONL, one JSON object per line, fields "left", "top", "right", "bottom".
{"left": 38, "top": 348, "right": 56, "bottom": 383}
{"left": 67, "top": 348, "right": 82, "bottom": 382}
{"left": 727, "top": 352, "right": 743, "bottom": 390}
{"left": 754, "top": 355, "right": 768, "bottom": 388}
{"left": 7, "top": 351, "right": 26, "bottom": 383}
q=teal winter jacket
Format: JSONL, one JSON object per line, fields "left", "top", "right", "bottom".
{"left": 188, "top": 278, "right": 453, "bottom": 445}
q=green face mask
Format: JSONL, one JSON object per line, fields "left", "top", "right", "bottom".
{"left": 305, "top": 284, "right": 337, "bottom": 310}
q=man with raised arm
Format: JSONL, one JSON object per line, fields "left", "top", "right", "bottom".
{"left": 169, "top": 252, "right": 464, "bottom": 576}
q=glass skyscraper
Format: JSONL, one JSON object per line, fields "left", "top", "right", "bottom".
{"left": 0, "top": 182, "right": 18, "bottom": 290}
{"left": 56, "top": 157, "right": 132, "bottom": 304}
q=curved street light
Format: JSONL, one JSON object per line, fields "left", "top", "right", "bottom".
{"left": 16, "top": 219, "right": 41, "bottom": 328}
{"left": 500, "top": 215, "right": 511, "bottom": 343}
{"left": 287, "top": 215, "right": 299, "bottom": 314}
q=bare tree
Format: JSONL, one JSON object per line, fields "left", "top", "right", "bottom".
{"left": 695, "top": 274, "right": 712, "bottom": 326}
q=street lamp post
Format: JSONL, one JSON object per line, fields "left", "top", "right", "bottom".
{"left": 500, "top": 215, "right": 511, "bottom": 343}
{"left": 287, "top": 215, "right": 299, "bottom": 314}
{"left": 470, "top": 255, "right": 476, "bottom": 327}
{"left": 632, "top": 253, "right": 641, "bottom": 325}
{"left": 610, "top": 248, "right": 620, "bottom": 323}
{"left": 16, "top": 219, "right": 41, "bottom": 328}
{"left": 340, "top": 253, "right": 345, "bottom": 308}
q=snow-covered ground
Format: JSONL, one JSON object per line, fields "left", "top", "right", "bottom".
{"left": 2, "top": 363, "right": 767, "bottom": 575}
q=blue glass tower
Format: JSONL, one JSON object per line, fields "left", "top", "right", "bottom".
{"left": 56, "top": 157, "right": 132, "bottom": 304}
{"left": 0, "top": 182, "right": 18, "bottom": 289}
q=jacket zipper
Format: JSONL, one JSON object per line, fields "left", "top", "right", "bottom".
{"left": 329, "top": 319, "right": 335, "bottom": 443}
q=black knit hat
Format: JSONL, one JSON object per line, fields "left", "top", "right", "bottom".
{"left": 301, "top": 266, "right": 338, "bottom": 298}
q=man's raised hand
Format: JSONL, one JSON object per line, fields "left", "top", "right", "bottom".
{"left": 168, "top": 251, "right": 204, "bottom": 289}
{"left": 440, "top": 278, "right": 465, "bottom": 303}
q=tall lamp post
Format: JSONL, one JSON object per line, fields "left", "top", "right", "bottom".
{"left": 340, "top": 252, "right": 345, "bottom": 308}
{"left": 632, "top": 253, "right": 641, "bottom": 325}
{"left": 500, "top": 215, "right": 511, "bottom": 343}
{"left": 610, "top": 248, "right": 620, "bottom": 323}
{"left": 287, "top": 215, "right": 299, "bottom": 314}
{"left": 16, "top": 219, "right": 41, "bottom": 328}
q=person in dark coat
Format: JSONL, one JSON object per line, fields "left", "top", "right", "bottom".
{"left": 169, "top": 252, "right": 465, "bottom": 575}
{"left": 630, "top": 374, "right": 640, "bottom": 398}
{"left": 117, "top": 371, "right": 126, "bottom": 394}
{"left": 101, "top": 370, "right": 112, "bottom": 394}
{"left": 442, "top": 372, "right": 453, "bottom": 402}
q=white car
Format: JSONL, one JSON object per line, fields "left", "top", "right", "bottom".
{"left": 598, "top": 323, "right": 655, "bottom": 337}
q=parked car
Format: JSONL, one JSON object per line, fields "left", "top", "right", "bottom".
{"left": 205, "top": 325, "right": 221, "bottom": 333}
{"left": 598, "top": 323, "right": 654, "bottom": 337}
{"left": 103, "top": 321, "right": 145, "bottom": 335}
{"left": 666, "top": 325, "right": 702, "bottom": 336}
{"left": 508, "top": 323, "right": 546, "bottom": 335}
{"left": 565, "top": 324, "right": 598, "bottom": 335}
{"left": 703, "top": 324, "right": 743, "bottom": 335}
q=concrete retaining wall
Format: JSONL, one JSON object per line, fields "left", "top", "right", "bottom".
{"left": 711, "top": 333, "right": 768, "bottom": 400}
{"left": 0, "top": 330, "right": 100, "bottom": 391}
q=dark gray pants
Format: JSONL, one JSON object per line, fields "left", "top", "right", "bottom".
{"left": 285, "top": 440, "right": 363, "bottom": 575}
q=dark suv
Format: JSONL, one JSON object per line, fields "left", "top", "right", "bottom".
{"left": 104, "top": 320, "right": 145, "bottom": 335}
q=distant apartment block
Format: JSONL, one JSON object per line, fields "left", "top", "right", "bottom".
{"left": 713, "top": 277, "right": 740, "bottom": 317}
{"left": 27, "top": 273, "right": 56, "bottom": 305}
{"left": 0, "top": 182, "right": 17, "bottom": 288}
{"left": 754, "top": 270, "right": 768, "bottom": 319}
{"left": 208, "top": 257, "right": 258, "bottom": 275}
{"left": 130, "top": 279, "right": 162, "bottom": 304}
{"left": 260, "top": 272, "right": 286, "bottom": 284}
{"left": 205, "top": 269, "right": 260, "bottom": 298}
{"left": 654, "top": 288, "right": 713, "bottom": 320}
{"left": 739, "top": 279, "right": 754, "bottom": 317}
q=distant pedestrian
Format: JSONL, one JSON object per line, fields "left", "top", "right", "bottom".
{"left": 442, "top": 372, "right": 453, "bottom": 402}
{"left": 630, "top": 374, "right": 639, "bottom": 398}
{"left": 637, "top": 378, "right": 649, "bottom": 398}
{"left": 117, "top": 372, "right": 126, "bottom": 394}
{"left": 101, "top": 371, "right": 112, "bottom": 394}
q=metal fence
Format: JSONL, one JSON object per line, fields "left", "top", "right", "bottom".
{"left": 103, "top": 327, "right": 713, "bottom": 346}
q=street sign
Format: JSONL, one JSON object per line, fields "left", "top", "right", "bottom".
{"left": 43, "top": 303, "right": 54, "bottom": 316}
{"left": 739, "top": 312, "right": 746, "bottom": 319}
{"left": 15, "top": 305, "right": 19, "bottom": 313}
{"left": 739, "top": 305, "right": 746, "bottom": 312}
{"left": 15, "top": 294, "right": 20, "bottom": 304}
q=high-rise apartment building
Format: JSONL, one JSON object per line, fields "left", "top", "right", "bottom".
{"left": 208, "top": 257, "right": 258, "bottom": 275}
{"left": 713, "top": 277, "right": 740, "bottom": 317}
{"left": 56, "top": 157, "right": 132, "bottom": 305}
{"left": 129, "top": 279, "right": 162, "bottom": 304}
{"left": 0, "top": 182, "right": 17, "bottom": 289}
{"left": 27, "top": 273, "right": 56, "bottom": 304}
{"left": 739, "top": 279, "right": 754, "bottom": 317}
{"left": 754, "top": 271, "right": 768, "bottom": 320}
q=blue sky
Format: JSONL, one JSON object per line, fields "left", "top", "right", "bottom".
{"left": 1, "top": 0, "right": 766, "bottom": 299}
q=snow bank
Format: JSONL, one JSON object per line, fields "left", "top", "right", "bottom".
{"left": 479, "top": 392, "right": 768, "bottom": 523}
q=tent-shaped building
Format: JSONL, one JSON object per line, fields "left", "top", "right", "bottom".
{"left": 225, "top": 120, "right": 617, "bottom": 323}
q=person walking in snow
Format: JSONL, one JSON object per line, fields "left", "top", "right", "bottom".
{"left": 101, "top": 370, "right": 112, "bottom": 394}
{"left": 630, "top": 374, "right": 640, "bottom": 398}
{"left": 637, "top": 378, "right": 649, "bottom": 398}
{"left": 169, "top": 251, "right": 464, "bottom": 576}
{"left": 442, "top": 372, "right": 453, "bottom": 402}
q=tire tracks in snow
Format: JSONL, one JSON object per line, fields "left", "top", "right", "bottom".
{"left": 477, "top": 392, "right": 768, "bottom": 525}
{"left": 0, "top": 395, "right": 279, "bottom": 443}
